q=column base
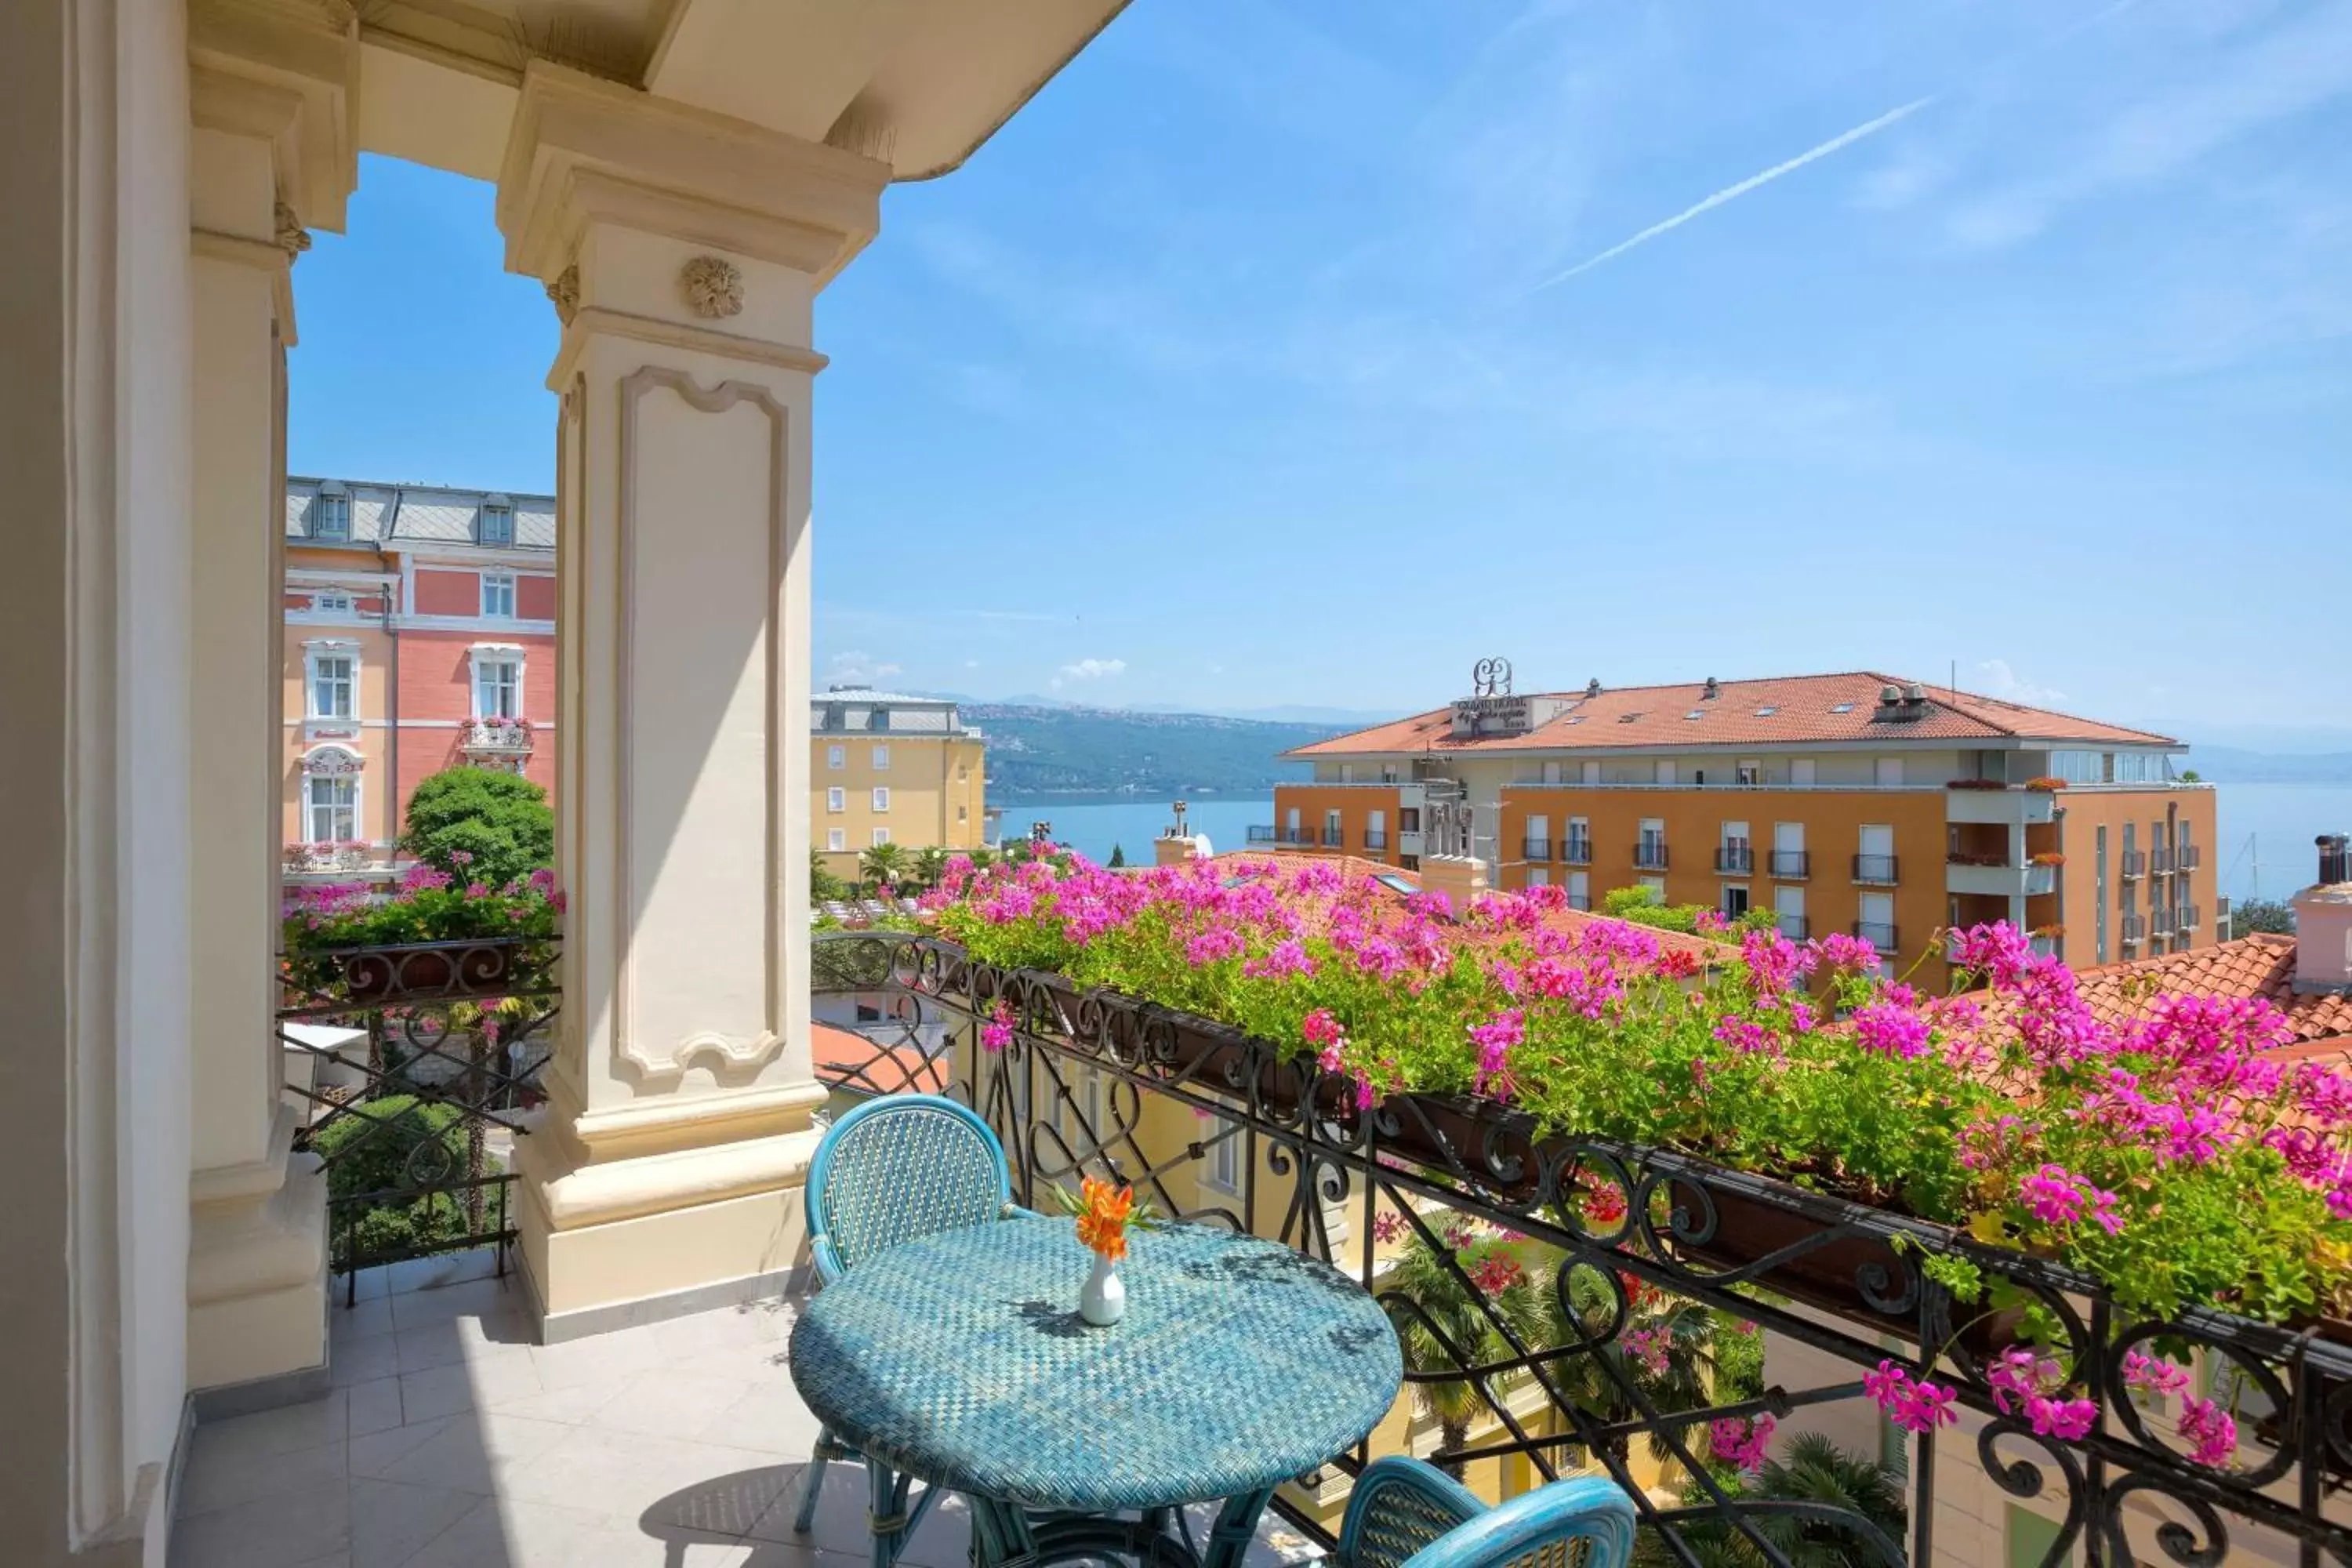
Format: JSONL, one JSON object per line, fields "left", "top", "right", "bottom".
{"left": 514, "top": 1080, "right": 826, "bottom": 1340}
{"left": 187, "top": 1106, "right": 329, "bottom": 1394}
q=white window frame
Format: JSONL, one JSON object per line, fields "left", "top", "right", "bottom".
{"left": 469, "top": 644, "right": 524, "bottom": 720}
{"left": 312, "top": 590, "right": 354, "bottom": 616}
{"left": 304, "top": 773, "right": 359, "bottom": 843}
{"left": 871, "top": 744, "right": 891, "bottom": 770}
{"left": 1205, "top": 1118, "right": 1240, "bottom": 1193}
{"left": 478, "top": 502, "right": 515, "bottom": 548}
{"left": 304, "top": 641, "right": 359, "bottom": 721}
{"left": 311, "top": 488, "right": 351, "bottom": 540}
{"left": 871, "top": 786, "right": 891, "bottom": 812}
{"left": 827, "top": 828, "right": 847, "bottom": 852}
{"left": 481, "top": 571, "right": 517, "bottom": 620}
{"left": 827, "top": 787, "right": 845, "bottom": 813}
{"left": 827, "top": 744, "right": 845, "bottom": 770}
{"left": 870, "top": 826, "right": 892, "bottom": 848}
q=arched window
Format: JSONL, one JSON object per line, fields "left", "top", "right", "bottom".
{"left": 299, "top": 746, "right": 364, "bottom": 844}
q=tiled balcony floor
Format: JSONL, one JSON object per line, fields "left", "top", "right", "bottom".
{"left": 172, "top": 1252, "right": 1327, "bottom": 1568}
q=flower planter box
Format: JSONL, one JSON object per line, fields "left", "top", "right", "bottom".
{"left": 335, "top": 939, "right": 529, "bottom": 1003}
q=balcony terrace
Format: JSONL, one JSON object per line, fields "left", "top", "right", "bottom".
{"left": 217, "top": 929, "right": 2352, "bottom": 1568}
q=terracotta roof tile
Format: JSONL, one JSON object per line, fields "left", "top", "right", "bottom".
{"left": 812, "top": 1021, "right": 950, "bottom": 1095}
{"left": 1286, "top": 670, "right": 2180, "bottom": 758}
{"left": 1200, "top": 851, "right": 1735, "bottom": 965}
{"left": 1974, "top": 935, "right": 2352, "bottom": 1061}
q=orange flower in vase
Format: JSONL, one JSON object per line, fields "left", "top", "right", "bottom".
{"left": 1057, "top": 1176, "right": 1156, "bottom": 1325}
{"left": 1073, "top": 1177, "right": 1136, "bottom": 1261}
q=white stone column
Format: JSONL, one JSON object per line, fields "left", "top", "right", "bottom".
{"left": 497, "top": 63, "right": 887, "bottom": 1334}
{"left": 181, "top": 8, "right": 355, "bottom": 1396}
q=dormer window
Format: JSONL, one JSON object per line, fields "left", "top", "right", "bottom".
{"left": 312, "top": 485, "right": 350, "bottom": 540}
{"left": 479, "top": 498, "right": 515, "bottom": 547}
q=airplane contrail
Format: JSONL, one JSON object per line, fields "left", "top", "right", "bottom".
{"left": 1526, "top": 96, "right": 1936, "bottom": 292}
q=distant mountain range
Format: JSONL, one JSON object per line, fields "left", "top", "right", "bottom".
{"left": 944, "top": 696, "right": 2352, "bottom": 803}
{"left": 967, "top": 704, "right": 1344, "bottom": 801}
{"left": 2183, "top": 747, "right": 2352, "bottom": 784}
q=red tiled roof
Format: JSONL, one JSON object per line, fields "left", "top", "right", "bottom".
{"left": 1284, "top": 670, "right": 2180, "bottom": 758}
{"left": 812, "top": 1021, "right": 950, "bottom": 1094}
{"left": 1201, "top": 851, "right": 1734, "bottom": 965}
{"left": 1977, "top": 935, "right": 2352, "bottom": 1059}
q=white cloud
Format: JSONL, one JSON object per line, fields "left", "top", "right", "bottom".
{"left": 825, "top": 650, "right": 902, "bottom": 688}
{"left": 1973, "top": 659, "right": 2069, "bottom": 707}
{"left": 1942, "top": 2, "right": 2352, "bottom": 250}
{"left": 1057, "top": 658, "right": 1127, "bottom": 682}
{"left": 1528, "top": 96, "right": 1936, "bottom": 291}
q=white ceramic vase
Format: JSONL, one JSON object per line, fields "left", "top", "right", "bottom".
{"left": 1080, "top": 1252, "right": 1125, "bottom": 1327}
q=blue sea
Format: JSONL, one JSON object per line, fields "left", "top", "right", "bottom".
{"left": 1007, "top": 783, "right": 2352, "bottom": 906}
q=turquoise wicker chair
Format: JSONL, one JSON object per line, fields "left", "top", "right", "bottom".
{"left": 794, "top": 1094, "right": 1018, "bottom": 1549}
{"left": 1338, "top": 1458, "right": 1637, "bottom": 1568}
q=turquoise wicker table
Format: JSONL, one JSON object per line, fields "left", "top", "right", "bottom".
{"left": 789, "top": 1214, "right": 1403, "bottom": 1568}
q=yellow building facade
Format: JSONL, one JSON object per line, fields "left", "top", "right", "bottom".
{"left": 813, "top": 688, "right": 989, "bottom": 880}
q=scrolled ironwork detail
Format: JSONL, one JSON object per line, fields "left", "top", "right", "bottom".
{"left": 815, "top": 932, "right": 2352, "bottom": 1568}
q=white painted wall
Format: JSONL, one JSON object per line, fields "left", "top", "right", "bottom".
{"left": 0, "top": 2, "right": 196, "bottom": 1562}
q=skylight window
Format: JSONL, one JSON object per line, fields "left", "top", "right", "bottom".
{"left": 1374, "top": 873, "right": 1418, "bottom": 895}
{"left": 1684, "top": 710, "right": 1704, "bottom": 720}
{"left": 1755, "top": 706, "right": 1779, "bottom": 717}
{"left": 1830, "top": 702, "right": 1857, "bottom": 713}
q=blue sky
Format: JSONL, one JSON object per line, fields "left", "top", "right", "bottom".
{"left": 289, "top": 0, "right": 2352, "bottom": 743}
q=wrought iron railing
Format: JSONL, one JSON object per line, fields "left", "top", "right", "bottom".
{"left": 2121, "top": 913, "right": 2147, "bottom": 943}
{"left": 1715, "top": 846, "right": 1755, "bottom": 874}
{"left": 1522, "top": 837, "right": 1552, "bottom": 862}
{"left": 276, "top": 936, "right": 561, "bottom": 1300}
{"left": 2180, "top": 845, "right": 2203, "bottom": 872}
{"left": 1853, "top": 854, "right": 1900, "bottom": 884}
{"left": 1769, "top": 850, "right": 1809, "bottom": 879}
{"left": 1564, "top": 892, "right": 1591, "bottom": 910}
{"left": 811, "top": 932, "right": 2352, "bottom": 1568}
{"left": 1777, "top": 912, "right": 1809, "bottom": 941}
{"left": 1562, "top": 837, "right": 1592, "bottom": 866}
{"left": 2121, "top": 851, "right": 2147, "bottom": 880}
{"left": 2151, "top": 849, "right": 2177, "bottom": 875}
{"left": 1363, "top": 830, "right": 1389, "bottom": 851}
{"left": 1633, "top": 841, "right": 1669, "bottom": 871}
{"left": 1247, "top": 826, "right": 1282, "bottom": 844}
{"left": 1322, "top": 826, "right": 1346, "bottom": 848}
{"left": 2178, "top": 903, "right": 2201, "bottom": 932}
{"left": 1852, "top": 919, "right": 1899, "bottom": 953}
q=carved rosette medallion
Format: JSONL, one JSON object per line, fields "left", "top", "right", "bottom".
{"left": 679, "top": 255, "right": 744, "bottom": 319}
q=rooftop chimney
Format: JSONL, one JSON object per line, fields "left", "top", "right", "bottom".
{"left": 1702, "top": 677, "right": 1719, "bottom": 700}
{"left": 2292, "top": 833, "right": 2352, "bottom": 995}
{"left": 1586, "top": 678, "right": 1602, "bottom": 698}
{"left": 1879, "top": 684, "right": 1903, "bottom": 706}
{"left": 1903, "top": 682, "right": 1926, "bottom": 704}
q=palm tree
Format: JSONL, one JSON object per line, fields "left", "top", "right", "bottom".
{"left": 1633, "top": 1432, "right": 1907, "bottom": 1568}
{"left": 1539, "top": 1264, "right": 1723, "bottom": 1468}
{"left": 810, "top": 848, "right": 849, "bottom": 902}
{"left": 858, "top": 840, "right": 910, "bottom": 894}
{"left": 1740, "top": 1433, "right": 1907, "bottom": 1568}
{"left": 1380, "top": 1224, "right": 1548, "bottom": 1479}
{"left": 441, "top": 994, "right": 536, "bottom": 1236}
{"left": 910, "top": 845, "right": 949, "bottom": 891}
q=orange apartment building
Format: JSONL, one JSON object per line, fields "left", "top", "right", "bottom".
{"left": 281, "top": 477, "right": 557, "bottom": 877}
{"left": 1268, "top": 669, "right": 2216, "bottom": 989}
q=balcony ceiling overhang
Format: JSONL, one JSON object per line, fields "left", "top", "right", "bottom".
{"left": 350, "top": 0, "right": 1127, "bottom": 185}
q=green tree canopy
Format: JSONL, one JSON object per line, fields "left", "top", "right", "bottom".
{"left": 2232, "top": 898, "right": 2296, "bottom": 935}
{"left": 399, "top": 767, "right": 554, "bottom": 888}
